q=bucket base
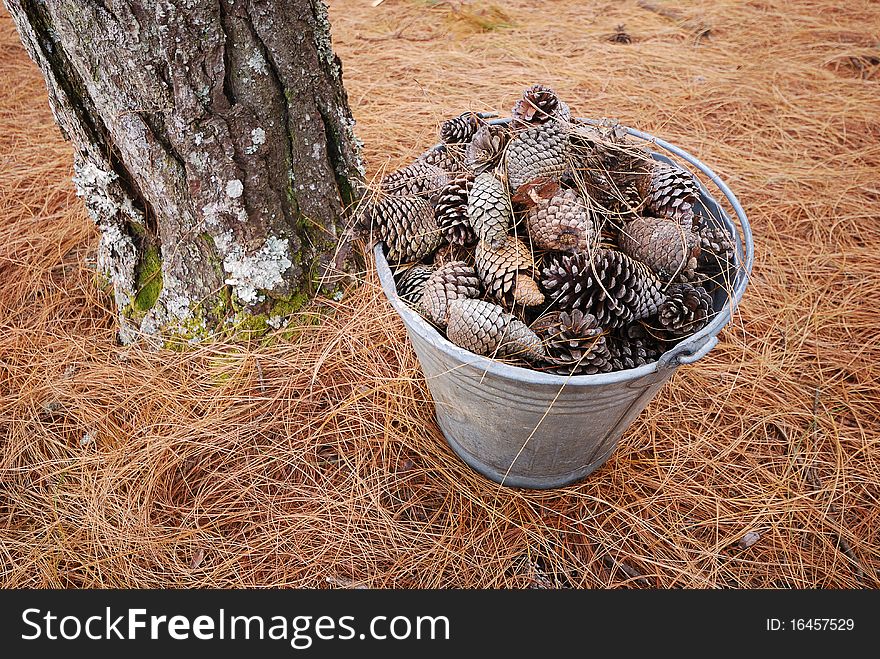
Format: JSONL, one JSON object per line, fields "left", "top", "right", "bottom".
{"left": 441, "top": 431, "right": 618, "bottom": 490}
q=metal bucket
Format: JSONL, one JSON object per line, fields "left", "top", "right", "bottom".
{"left": 375, "top": 123, "right": 754, "bottom": 489}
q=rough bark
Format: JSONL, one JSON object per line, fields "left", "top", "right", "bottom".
{"left": 4, "top": 0, "right": 365, "bottom": 345}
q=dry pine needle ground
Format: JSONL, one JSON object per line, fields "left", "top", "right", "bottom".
{"left": 1, "top": 0, "right": 879, "bottom": 588}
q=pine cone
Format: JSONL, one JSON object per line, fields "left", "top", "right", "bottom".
{"left": 504, "top": 123, "right": 569, "bottom": 195}
{"left": 418, "top": 144, "right": 465, "bottom": 176}
{"left": 531, "top": 310, "right": 612, "bottom": 375}
{"left": 434, "top": 174, "right": 477, "bottom": 246}
{"left": 511, "top": 84, "right": 572, "bottom": 125}
{"left": 468, "top": 172, "right": 511, "bottom": 247}
{"left": 381, "top": 159, "right": 449, "bottom": 203}
{"left": 695, "top": 215, "right": 737, "bottom": 289}
{"left": 617, "top": 215, "right": 700, "bottom": 282}
{"left": 464, "top": 124, "right": 510, "bottom": 175}
{"left": 541, "top": 248, "right": 667, "bottom": 328}
{"left": 475, "top": 235, "right": 544, "bottom": 308}
{"left": 657, "top": 283, "right": 713, "bottom": 337}
{"left": 367, "top": 195, "right": 443, "bottom": 264}
{"left": 446, "top": 298, "right": 546, "bottom": 362}
{"left": 607, "top": 323, "right": 663, "bottom": 371}
{"left": 524, "top": 187, "right": 596, "bottom": 253}
{"left": 513, "top": 273, "right": 546, "bottom": 307}
{"left": 418, "top": 261, "right": 482, "bottom": 327}
{"left": 637, "top": 161, "right": 699, "bottom": 228}
{"left": 394, "top": 264, "right": 434, "bottom": 305}
{"left": 440, "top": 112, "right": 481, "bottom": 145}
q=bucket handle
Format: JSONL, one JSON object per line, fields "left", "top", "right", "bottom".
{"left": 658, "top": 334, "right": 719, "bottom": 369}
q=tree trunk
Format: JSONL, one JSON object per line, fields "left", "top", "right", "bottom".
{"left": 4, "top": 0, "right": 365, "bottom": 345}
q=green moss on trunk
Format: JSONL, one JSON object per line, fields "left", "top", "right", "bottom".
{"left": 133, "top": 246, "right": 163, "bottom": 313}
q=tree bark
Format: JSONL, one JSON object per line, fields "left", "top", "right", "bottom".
{"left": 4, "top": 0, "right": 365, "bottom": 345}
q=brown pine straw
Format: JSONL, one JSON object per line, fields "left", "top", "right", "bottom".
{"left": 2, "top": 0, "right": 879, "bottom": 588}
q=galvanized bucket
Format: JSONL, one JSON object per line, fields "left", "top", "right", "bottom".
{"left": 375, "top": 122, "right": 754, "bottom": 489}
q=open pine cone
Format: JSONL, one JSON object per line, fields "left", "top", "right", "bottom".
{"left": 464, "top": 123, "right": 510, "bottom": 175}
{"left": 512, "top": 84, "right": 572, "bottom": 125}
{"left": 366, "top": 194, "right": 443, "bottom": 264}
{"left": 695, "top": 215, "right": 737, "bottom": 290}
{"left": 636, "top": 161, "right": 700, "bottom": 229}
{"left": 607, "top": 323, "right": 664, "bottom": 371}
{"left": 439, "top": 112, "right": 482, "bottom": 145}
{"left": 657, "top": 283, "right": 714, "bottom": 337}
{"left": 541, "top": 248, "right": 668, "bottom": 329}
{"left": 394, "top": 264, "right": 434, "bottom": 305}
{"left": 435, "top": 174, "right": 477, "bottom": 246}
{"left": 531, "top": 310, "right": 612, "bottom": 375}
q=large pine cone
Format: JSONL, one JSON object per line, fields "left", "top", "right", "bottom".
{"left": 541, "top": 248, "right": 667, "bottom": 328}
{"left": 475, "top": 235, "right": 544, "bottom": 308}
{"left": 468, "top": 172, "right": 511, "bottom": 247}
{"left": 637, "top": 161, "right": 700, "bottom": 228}
{"left": 607, "top": 323, "right": 664, "bottom": 371}
{"left": 695, "top": 215, "right": 737, "bottom": 289}
{"left": 394, "top": 264, "right": 434, "bottom": 305}
{"left": 446, "top": 298, "right": 546, "bottom": 362}
{"left": 440, "top": 112, "right": 481, "bottom": 145}
{"left": 512, "top": 84, "right": 572, "bottom": 125}
{"left": 524, "top": 187, "right": 596, "bottom": 253}
{"left": 656, "top": 283, "right": 713, "bottom": 337}
{"left": 617, "top": 215, "right": 700, "bottom": 282}
{"left": 418, "top": 261, "right": 482, "bottom": 327}
{"left": 367, "top": 195, "right": 443, "bottom": 264}
{"left": 505, "top": 123, "right": 570, "bottom": 195}
{"left": 464, "top": 124, "right": 510, "bottom": 175}
{"left": 531, "top": 310, "right": 612, "bottom": 375}
{"left": 381, "top": 159, "right": 449, "bottom": 203}
{"left": 435, "top": 174, "right": 476, "bottom": 246}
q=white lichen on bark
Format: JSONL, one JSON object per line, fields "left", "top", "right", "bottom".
{"left": 72, "top": 157, "right": 138, "bottom": 313}
{"left": 247, "top": 49, "right": 268, "bottom": 75}
{"left": 156, "top": 267, "right": 196, "bottom": 320}
{"left": 72, "top": 160, "right": 120, "bottom": 218}
{"left": 267, "top": 314, "right": 287, "bottom": 330}
{"left": 246, "top": 127, "right": 266, "bottom": 154}
{"left": 341, "top": 113, "right": 366, "bottom": 179}
{"left": 95, "top": 221, "right": 138, "bottom": 311}
{"left": 310, "top": 0, "right": 340, "bottom": 79}
{"left": 225, "top": 178, "right": 244, "bottom": 198}
{"left": 221, "top": 235, "right": 293, "bottom": 305}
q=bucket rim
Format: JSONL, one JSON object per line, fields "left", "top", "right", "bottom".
{"left": 374, "top": 121, "right": 753, "bottom": 386}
